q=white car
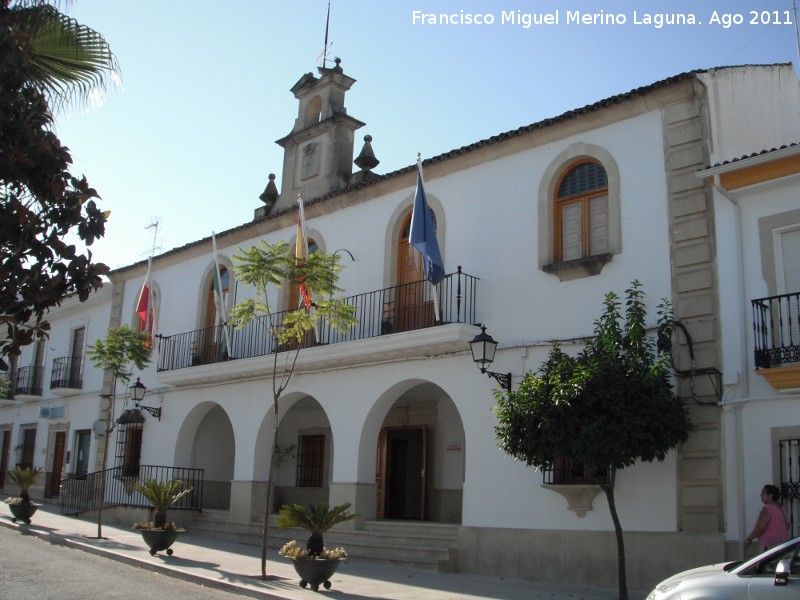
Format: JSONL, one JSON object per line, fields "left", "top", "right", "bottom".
{"left": 646, "top": 536, "right": 800, "bottom": 599}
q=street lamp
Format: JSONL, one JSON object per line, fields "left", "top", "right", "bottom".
{"left": 469, "top": 325, "right": 512, "bottom": 392}
{"left": 129, "top": 378, "right": 161, "bottom": 421}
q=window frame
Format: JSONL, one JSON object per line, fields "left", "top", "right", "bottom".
{"left": 295, "top": 433, "right": 325, "bottom": 488}
{"left": 538, "top": 144, "right": 621, "bottom": 281}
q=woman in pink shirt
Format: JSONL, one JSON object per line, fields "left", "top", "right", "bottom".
{"left": 746, "top": 484, "right": 790, "bottom": 551}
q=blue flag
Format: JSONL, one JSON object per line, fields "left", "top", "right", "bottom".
{"left": 409, "top": 170, "right": 445, "bottom": 285}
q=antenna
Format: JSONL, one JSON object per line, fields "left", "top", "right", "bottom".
{"left": 144, "top": 218, "right": 161, "bottom": 258}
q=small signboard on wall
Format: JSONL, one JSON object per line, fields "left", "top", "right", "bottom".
{"left": 39, "top": 406, "right": 65, "bottom": 419}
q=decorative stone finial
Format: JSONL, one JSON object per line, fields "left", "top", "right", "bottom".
{"left": 354, "top": 134, "right": 380, "bottom": 172}
{"left": 259, "top": 173, "right": 279, "bottom": 210}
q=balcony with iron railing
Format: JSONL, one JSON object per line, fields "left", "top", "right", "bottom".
{"left": 157, "top": 268, "right": 480, "bottom": 385}
{"left": 50, "top": 356, "right": 84, "bottom": 394}
{"left": 15, "top": 365, "right": 44, "bottom": 399}
{"left": 752, "top": 292, "right": 800, "bottom": 390}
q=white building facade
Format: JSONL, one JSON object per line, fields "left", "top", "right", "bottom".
{"left": 3, "top": 62, "right": 800, "bottom": 590}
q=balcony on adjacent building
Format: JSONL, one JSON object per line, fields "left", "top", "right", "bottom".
{"left": 50, "top": 356, "right": 84, "bottom": 394}
{"left": 157, "top": 269, "right": 480, "bottom": 384}
{"left": 752, "top": 292, "right": 800, "bottom": 390}
{"left": 14, "top": 365, "right": 44, "bottom": 400}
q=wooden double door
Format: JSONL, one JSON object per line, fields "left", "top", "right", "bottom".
{"left": 376, "top": 426, "right": 427, "bottom": 520}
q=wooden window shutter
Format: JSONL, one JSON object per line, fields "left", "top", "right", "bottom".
{"left": 589, "top": 195, "right": 609, "bottom": 255}
{"left": 561, "top": 202, "right": 583, "bottom": 261}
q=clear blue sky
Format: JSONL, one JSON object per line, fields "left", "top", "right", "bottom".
{"left": 56, "top": 0, "right": 799, "bottom": 270}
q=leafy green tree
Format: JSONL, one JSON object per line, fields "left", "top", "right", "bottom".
{"left": 494, "top": 281, "right": 691, "bottom": 600}
{"left": 0, "top": 0, "right": 119, "bottom": 368}
{"left": 230, "top": 239, "right": 357, "bottom": 579}
{"left": 87, "top": 325, "right": 151, "bottom": 538}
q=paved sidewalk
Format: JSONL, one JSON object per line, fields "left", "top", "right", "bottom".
{"left": 0, "top": 501, "right": 639, "bottom": 599}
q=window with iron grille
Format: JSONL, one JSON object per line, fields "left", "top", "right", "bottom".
{"left": 543, "top": 457, "right": 610, "bottom": 486}
{"left": 116, "top": 423, "right": 143, "bottom": 477}
{"left": 296, "top": 434, "right": 325, "bottom": 487}
{"left": 780, "top": 438, "right": 800, "bottom": 538}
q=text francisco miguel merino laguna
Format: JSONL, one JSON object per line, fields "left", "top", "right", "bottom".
{"left": 410, "top": 9, "right": 789, "bottom": 29}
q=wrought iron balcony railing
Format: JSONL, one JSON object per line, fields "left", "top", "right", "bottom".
{"left": 752, "top": 292, "right": 800, "bottom": 369}
{"left": 158, "top": 268, "right": 478, "bottom": 372}
{"left": 15, "top": 365, "right": 44, "bottom": 396}
{"left": 50, "top": 356, "right": 84, "bottom": 390}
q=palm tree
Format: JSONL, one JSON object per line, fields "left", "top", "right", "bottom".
{"left": 3, "top": 0, "right": 119, "bottom": 111}
{"left": 7, "top": 466, "right": 43, "bottom": 502}
{"left": 277, "top": 503, "right": 357, "bottom": 557}
{"left": 131, "top": 479, "right": 194, "bottom": 529}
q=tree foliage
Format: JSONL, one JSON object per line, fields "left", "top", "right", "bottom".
{"left": 87, "top": 325, "right": 152, "bottom": 386}
{"left": 495, "top": 281, "right": 689, "bottom": 473}
{"left": 230, "top": 238, "right": 357, "bottom": 578}
{"left": 493, "top": 281, "right": 691, "bottom": 600}
{"left": 86, "top": 324, "right": 151, "bottom": 539}
{"left": 0, "top": 1, "right": 119, "bottom": 368}
{"left": 231, "top": 240, "right": 357, "bottom": 346}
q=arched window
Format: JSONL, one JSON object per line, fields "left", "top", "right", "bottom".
{"left": 198, "top": 266, "right": 230, "bottom": 364}
{"left": 394, "top": 209, "right": 438, "bottom": 332}
{"left": 205, "top": 267, "right": 230, "bottom": 329}
{"left": 539, "top": 145, "right": 620, "bottom": 281}
{"left": 554, "top": 161, "right": 609, "bottom": 262}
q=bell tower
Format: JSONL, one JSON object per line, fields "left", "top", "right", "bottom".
{"left": 273, "top": 58, "right": 365, "bottom": 212}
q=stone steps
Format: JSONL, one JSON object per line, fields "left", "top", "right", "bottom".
{"left": 188, "top": 511, "right": 459, "bottom": 572}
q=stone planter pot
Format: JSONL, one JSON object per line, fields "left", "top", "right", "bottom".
{"left": 139, "top": 527, "right": 184, "bottom": 556}
{"left": 289, "top": 557, "right": 344, "bottom": 591}
{"left": 9, "top": 502, "right": 39, "bottom": 524}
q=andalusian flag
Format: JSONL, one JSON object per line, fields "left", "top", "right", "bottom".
{"left": 295, "top": 195, "right": 312, "bottom": 310}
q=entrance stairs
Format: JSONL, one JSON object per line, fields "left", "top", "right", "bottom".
{"left": 188, "top": 510, "right": 460, "bottom": 572}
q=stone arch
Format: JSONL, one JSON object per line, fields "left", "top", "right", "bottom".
{"left": 356, "top": 379, "right": 465, "bottom": 523}
{"left": 174, "top": 402, "right": 235, "bottom": 509}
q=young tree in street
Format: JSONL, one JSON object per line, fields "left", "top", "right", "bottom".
{"left": 493, "top": 281, "right": 691, "bottom": 600}
{"left": 0, "top": 0, "right": 119, "bottom": 367}
{"left": 87, "top": 325, "right": 151, "bottom": 538}
{"left": 230, "top": 239, "right": 357, "bottom": 580}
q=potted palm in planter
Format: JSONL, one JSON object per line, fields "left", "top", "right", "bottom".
{"left": 4, "top": 466, "right": 44, "bottom": 524}
{"left": 277, "top": 502, "right": 357, "bottom": 591}
{"left": 131, "top": 478, "right": 193, "bottom": 556}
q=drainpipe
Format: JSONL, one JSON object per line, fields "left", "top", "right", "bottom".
{"left": 709, "top": 174, "right": 750, "bottom": 556}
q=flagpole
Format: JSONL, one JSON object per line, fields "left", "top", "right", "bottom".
{"left": 415, "top": 155, "right": 441, "bottom": 323}
{"left": 212, "top": 232, "right": 232, "bottom": 356}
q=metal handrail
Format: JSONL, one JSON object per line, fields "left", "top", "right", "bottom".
{"left": 50, "top": 356, "right": 83, "bottom": 390}
{"left": 59, "top": 465, "right": 204, "bottom": 516}
{"left": 752, "top": 292, "right": 800, "bottom": 369}
{"left": 158, "top": 268, "right": 479, "bottom": 372}
{"left": 15, "top": 365, "right": 44, "bottom": 396}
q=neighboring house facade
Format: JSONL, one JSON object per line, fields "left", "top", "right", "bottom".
{"left": 2, "top": 62, "right": 799, "bottom": 590}
{"left": 698, "top": 143, "right": 800, "bottom": 559}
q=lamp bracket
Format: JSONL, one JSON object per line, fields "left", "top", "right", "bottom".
{"left": 137, "top": 405, "right": 162, "bottom": 421}
{"left": 485, "top": 370, "right": 512, "bottom": 392}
